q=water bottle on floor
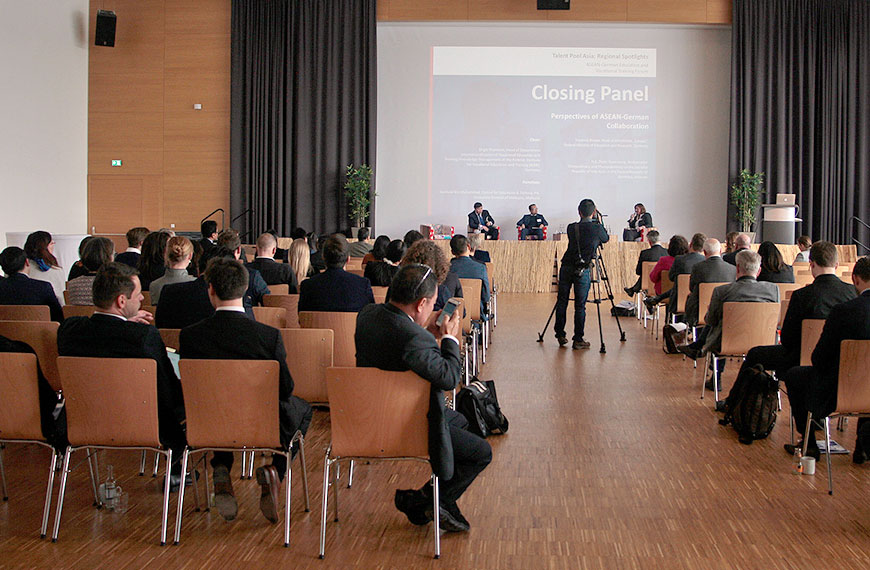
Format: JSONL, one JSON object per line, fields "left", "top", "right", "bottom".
{"left": 99, "top": 464, "right": 117, "bottom": 510}
{"left": 791, "top": 446, "right": 803, "bottom": 475}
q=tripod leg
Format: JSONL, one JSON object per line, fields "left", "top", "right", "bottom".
{"left": 537, "top": 295, "right": 560, "bottom": 342}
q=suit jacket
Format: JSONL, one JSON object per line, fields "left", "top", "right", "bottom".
{"left": 363, "top": 260, "right": 398, "bottom": 287}
{"left": 0, "top": 273, "right": 64, "bottom": 322}
{"left": 309, "top": 250, "right": 326, "bottom": 273}
{"left": 516, "top": 213, "right": 548, "bottom": 228}
{"left": 247, "top": 257, "right": 299, "bottom": 292}
{"left": 628, "top": 212, "right": 653, "bottom": 229}
{"left": 450, "top": 256, "right": 491, "bottom": 316}
{"left": 635, "top": 244, "right": 667, "bottom": 275}
{"left": 179, "top": 310, "right": 310, "bottom": 441}
{"left": 155, "top": 277, "right": 214, "bottom": 329}
{"left": 114, "top": 251, "right": 141, "bottom": 269}
{"left": 355, "top": 302, "right": 461, "bottom": 479}
{"left": 668, "top": 251, "right": 705, "bottom": 314}
{"left": 779, "top": 274, "right": 857, "bottom": 363}
{"left": 348, "top": 241, "right": 372, "bottom": 258}
{"left": 57, "top": 314, "right": 186, "bottom": 450}
{"left": 298, "top": 267, "right": 374, "bottom": 312}
{"left": 560, "top": 219, "right": 609, "bottom": 269}
{"left": 722, "top": 247, "right": 750, "bottom": 266}
{"left": 686, "top": 256, "right": 736, "bottom": 325}
{"left": 468, "top": 210, "right": 495, "bottom": 231}
{"left": 199, "top": 238, "right": 216, "bottom": 257}
{"left": 437, "top": 272, "right": 463, "bottom": 312}
{"left": 758, "top": 264, "right": 795, "bottom": 283}
{"left": 702, "top": 276, "right": 780, "bottom": 353}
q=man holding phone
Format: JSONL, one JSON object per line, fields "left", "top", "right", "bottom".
{"left": 355, "top": 264, "right": 492, "bottom": 533}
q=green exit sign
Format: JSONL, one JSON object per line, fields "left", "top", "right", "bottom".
{"left": 111, "top": 159, "right": 122, "bottom": 167}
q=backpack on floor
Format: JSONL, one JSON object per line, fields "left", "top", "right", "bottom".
{"left": 718, "top": 364, "right": 778, "bottom": 444}
{"left": 456, "top": 379, "right": 509, "bottom": 438}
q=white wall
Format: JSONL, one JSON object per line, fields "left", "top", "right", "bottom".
{"left": 376, "top": 22, "right": 732, "bottom": 241}
{"left": 0, "top": 0, "right": 89, "bottom": 251}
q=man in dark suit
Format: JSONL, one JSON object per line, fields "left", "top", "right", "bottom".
{"left": 516, "top": 203, "right": 548, "bottom": 240}
{"left": 0, "top": 246, "right": 64, "bottom": 321}
{"left": 57, "top": 263, "right": 187, "bottom": 479}
{"left": 684, "top": 238, "right": 736, "bottom": 327}
{"left": 740, "top": 241, "right": 856, "bottom": 378}
{"left": 468, "top": 202, "right": 499, "bottom": 240}
{"left": 723, "top": 233, "right": 751, "bottom": 265}
{"left": 114, "top": 226, "right": 149, "bottom": 268}
{"left": 449, "top": 235, "right": 490, "bottom": 318}
{"left": 246, "top": 232, "right": 299, "bottom": 292}
{"left": 199, "top": 220, "right": 219, "bottom": 258}
{"left": 665, "top": 233, "right": 707, "bottom": 316}
{"left": 555, "top": 199, "right": 609, "bottom": 349}
{"left": 783, "top": 256, "right": 870, "bottom": 460}
{"left": 298, "top": 235, "right": 374, "bottom": 312}
{"left": 355, "top": 264, "right": 491, "bottom": 532}
{"left": 623, "top": 230, "right": 667, "bottom": 297}
{"left": 179, "top": 257, "right": 312, "bottom": 523}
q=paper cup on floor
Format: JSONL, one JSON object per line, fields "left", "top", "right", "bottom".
{"left": 800, "top": 455, "right": 816, "bottom": 475}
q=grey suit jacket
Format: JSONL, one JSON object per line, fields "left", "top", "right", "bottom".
{"left": 702, "top": 276, "right": 780, "bottom": 353}
{"left": 667, "top": 251, "right": 704, "bottom": 314}
{"left": 686, "top": 256, "right": 736, "bottom": 325}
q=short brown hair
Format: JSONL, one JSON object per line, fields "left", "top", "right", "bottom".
{"left": 853, "top": 256, "right": 870, "bottom": 282}
{"left": 401, "top": 239, "right": 449, "bottom": 284}
{"left": 92, "top": 262, "right": 138, "bottom": 309}
{"left": 690, "top": 233, "right": 707, "bottom": 252}
{"left": 450, "top": 235, "right": 469, "bottom": 256}
{"left": 217, "top": 228, "right": 241, "bottom": 252}
{"left": 126, "top": 227, "right": 150, "bottom": 248}
{"left": 808, "top": 241, "right": 838, "bottom": 268}
{"left": 204, "top": 257, "right": 248, "bottom": 300}
{"left": 323, "top": 236, "right": 349, "bottom": 268}
{"left": 798, "top": 235, "right": 812, "bottom": 249}
{"left": 81, "top": 236, "right": 115, "bottom": 271}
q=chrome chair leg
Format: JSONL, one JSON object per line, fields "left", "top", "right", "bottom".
{"left": 333, "top": 458, "right": 340, "bottom": 522}
{"left": 712, "top": 356, "right": 721, "bottom": 403}
{"left": 249, "top": 451, "right": 256, "bottom": 478}
{"left": 139, "top": 450, "right": 146, "bottom": 476}
{"left": 802, "top": 412, "right": 813, "bottom": 456}
{"left": 700, "top": 353, "right": 710, "bottom": 399}
{"left": 241, "top": 449, "right": 247, "bottom": 480}
{"left": 824, "top": 417, "right": 834, "bottom": 495}
{"left": 295, "top": 432, "right": 310, "bottom": 512}
{"left": 152, "top": 451, "right": 159, "bottom": 477}
{"left": 202, "top": 452, "right": 211, "bottom": 511}
{"left": 432, "top": 473, "right": 441, "bottom": 559}
{"left": 0, "top": 445, "right": 8, "bottom": 501}
{"left": 283, "top": 451, "right": 292, "bottom": 548}
{"left": 347, "top": 459, "right": 354, "bottom": 488}
{"left": 86, "top": 451, "right": 101, "bottom": 508}
{"left": 173, "top": 448, "right": 190, "bottom": 545}
{"left": 318, "top": 449, "right": 331, "bottom": 559}
{"left": 51, "top": 447, "right": 73, "bottom": 542}
{"left": 40, "top": 449, "right": 59, "bottom": 538}
{"left": 160, "top": 449, "right": 172, "bottom": 546}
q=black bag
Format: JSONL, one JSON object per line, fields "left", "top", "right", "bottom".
{"left": 610, "top": 305, "right": 636, "bottom": 318}
{"left": 662, "top": 324, "right": 687, "bottom": 354}
{"left": 718, "top": 364, "right": 778, "bottom": 444}
{"left": 456, "top": 379, "right": 509, "bottom": 438}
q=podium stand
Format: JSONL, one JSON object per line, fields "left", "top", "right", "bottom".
{"left": 761, "top": 204, "right": 801, "bottom": 244}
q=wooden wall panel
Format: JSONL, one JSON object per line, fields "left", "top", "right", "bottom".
{"left": 88, "top": 150, "right": 163, "bottom": 176}
{"left": 469, "top": 0, "right": 547, "bottom": 21}
{"left": 162, "top": 151, "right": 229, "bottom": 230}
{"left": 707, "top": 0, "right": 733, "bottom": 24}
{"left": 387, "top": 0, "right": 469, "bottom": 21}
{"left": 87, "top": 176, "right": 163, "bottom": 234}
{"left": 88, "top": 2, "right": 164, "bottom": 73}
{"left": 628, "top": 0, "right": 708, "bottom": 23}
{"left": 547, "top": 0, "right": 628, "bottom": 21}
{"left": 89, "top": 74, "right": 163, "bottom": 114}
{"left": 164, "top": 0, "right": 230, "bottom": 35}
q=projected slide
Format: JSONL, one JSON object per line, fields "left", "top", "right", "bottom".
{"left": 431, "top": 46, "right": 656, "bottom": 235}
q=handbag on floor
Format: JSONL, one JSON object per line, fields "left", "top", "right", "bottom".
{"left": 456, "top": 378, "right": 509, "bottom": 438}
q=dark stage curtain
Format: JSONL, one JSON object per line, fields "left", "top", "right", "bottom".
{"left": 729, "top": 0, "right": 870, "bottom": 249}
{"left": 230, "top": 0, "right": 377, "bottom": 239}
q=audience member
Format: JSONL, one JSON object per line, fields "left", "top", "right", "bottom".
{"left": 724, "top": 231, "right": 739, "bottom": 254}
{"left": 642, "top": 235, "right": 688, "bottom": 313}
{"left": 149, "top": 236, "right": 195, "bottom": 304}
{"left": 400, "top": 239, "right": 463, "bottom": 311}
{"left": 795, "top": 235, "right": 812, "bottom": 263}
{"left": 67, "top": 236, "right": 94, "bottom": 281}
{"left": 138, "top": 231, "right": 171, "bottom": 291}
{"left": 0, "top": 246, "right": 63, "bottom": 321}
{"left": 115, "top": 227, "right": 149, "bottom": 268}
{"left": 449, "top": 235, "right": 490, "bottom": 318}
{"left": 364, "top": 239, "right": 405, "bottom": 287}
{"left": 216, "top": 229, "right": 270, "bottom": 308}
{"left": 246, "top": 232, "right": 299, "bottom": 292}
{"left": 189, "top": 239, "right": 203, "bottom": 277}
{"left": 155, "top": 256, "right": 213, "bottom": 330}
{"left": 403, "top": 230, "right": 425, "bottom": 250}
{"left": 66, "top": 236, "right": 114, "bottom": 305}
{"left": 290, "top": 227, "right": 308, "bottom": 240}
{"left": 308, "top": 233, "right": 326, "bottom": 273}
{"left": 783, "top": 256, "right": 870, "bottom": 461}
{"left": 722, "top": 233, "right": 751, "bottom": 265}
{"left": 200, "top": 220, "right": 219, "bottom": 257}
{"left": 265, "top": 228, "right": 289, "bottom": 262}
{"left": 179, "top": 257, "right": 312, "bottom": 522}
{"left": 298, "top": 236, "right": 374, "bottom": 312}
{"left": 756, "top": 241, "right": 795, "bottom": 283}
{"left": 623, "top": 230, "right": 667, "bottom": 297}
{"left": 362, "top": 235, "right": 390, "bottom": 265}
{"left": 684, "top": 238, "right": 736, "bottom": 327}
{"left": 23, "top": 230, "right": 65, "bottom": 305}
{"left": 288, "top": 238, "right": 313, "bottom": 284}
{"left": 663, "top": 232, "right": 707, "bottom": 316}
{"left": 467, "top": 233, "right": 491, "bottom": 264}
{"left": 348, "top": 227, "right": 373, "bottom": 258}
{"left": 355, "top": 264, "right": 491, "bottom": 532}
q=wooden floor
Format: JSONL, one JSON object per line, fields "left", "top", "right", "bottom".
{"left": 3, "top": 293, "right": 870, "bottom": 568}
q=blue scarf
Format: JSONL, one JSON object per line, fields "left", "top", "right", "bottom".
{"left": 32, "top": 258, "right": 52, "bottom": 272}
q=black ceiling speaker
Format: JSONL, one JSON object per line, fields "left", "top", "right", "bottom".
{"left": 95, "top": 10, "right": 117, "bottom": 47}
{"left": 538, "top": 0, "right": 570, "bottom": 9}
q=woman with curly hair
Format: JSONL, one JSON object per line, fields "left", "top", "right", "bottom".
{"left": 400, "top": 239, "right": 463, "bottom": 310}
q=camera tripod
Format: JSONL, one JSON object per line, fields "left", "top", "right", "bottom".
{"left": 536, "top": 244, "right": 627, "bottom": 353}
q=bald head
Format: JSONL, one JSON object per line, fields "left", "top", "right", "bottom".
{"left": 256, "top": 232, "right": 277, "bottom": 257}
{"left": 735, "top": 234, "right": 751, "bottom": 249}
{"left": 703, "top": 238, "right": 722, "bottom": 257}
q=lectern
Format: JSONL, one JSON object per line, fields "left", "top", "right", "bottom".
{"left": 761, "top": 194, "right": 801, "bottom": 244}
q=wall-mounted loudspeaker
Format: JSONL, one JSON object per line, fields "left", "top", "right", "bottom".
{"left": 537, "top": 0, "right": 570, "bottom": 9}
{"left": 95, "top": 10, "right": 117, "bottom": 47}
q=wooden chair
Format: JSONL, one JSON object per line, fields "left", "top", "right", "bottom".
{"left": 799, "top": 319, "right": 826, "bottom": 366}
{"left": 298, "top": 312, "right": 357, "bottom": 367}
{"left": 141, "top": 291, "right": 151, "bottom": 305}
{"left": 61, "top": 305, "right": 97, "bottom": 319}
{"left": 371, "top": 286, "right": 389, "bottom": 299}
{"left": 484, "top": 261, "right": 497, "bottom": 328}
{"left": 174, "top": 359, "right": 308, "bottom": 547}
{"left": 778, "top": 298, "right": 790, "bottom": 330}
{"left": 53, "top": 357, "right": 175, "bottom": 545}
{"left": 775, "top": 283, "right": 802, "bottom": 301}
{"left": 785, "top": 288, "right": 800, "bottom": 300}
{"left": 458, "top": 279, "right": 485, "bottom": 367}
{"left": 697, "top": 282, "right": 729, "bottom": 327}
{"left": 804, "top": 340, "right": 870, "bottom": 494}
{"left": 253, "top": 306, "right": 288, "bottom": 329}
{"left": 62, "top": 290, "right": 71, "bottom": 304}
{"left": 373, "top": 293, "right": 387, "bottom": 305}
{"left": 0, "top": 353, "right": 61, "bottom": 539}
{"left": 280, "top": 328, "right": 333, "bottom": 404}
{"left": 703, "top": 302, "right": 780, "bottom": 401}
{"left": 347, "top": 269, "right": 365, "bottom": 278}
{"left": 650, "top": 270, "right": 674, "bottom": 338}
{"left": 264, "top": 294, "right": 300, "bottom": 328}
{"left": 345, "top": 259, "right": 363, "bottom": 270}
{"left": 319, "top": 367, "right": 440, "bottom": 559}
{"left": 268, "top": 284, "right": 290, "bottom": 296}
{"left": 639, "top": 261, "right": 658, "bottom": 326}
{"left": 0, "top": 305, "right": 51, "bottom": 322}
{"left": 0, "top": 321, "right": 61, "bottom": 392}
{"left": 794, "top": 273, "right": 814, "bottom": 286}
{"left": 158, "top": 328, "right": 181, "bottom": 351}
{"left": 674, "top": 274, "right": 691, "bottom": 316}
{"left": 840, "top": 272, "right": 853, "bottom": 283}
{"left": 836, "top": 262, "right": 856, "bottom": 275}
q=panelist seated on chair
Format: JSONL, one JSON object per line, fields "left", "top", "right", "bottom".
{"left": 467, "top": 202, "right": 499, "bottom": 240}
{"left": 683, "top": 238, "right": 736, "bottom": 327}
{"left": 57, "top": 262, "right": 187, "bottom": 480}
{"left": 677, "top": 250, "right": 779, "bottom": 390}
{"left": 623, "top": 230, "right": 667, "bottom": 297}
{"left": 355, "top": 264, "right": 492, "bottom": 533}
{"left": 782, "top": 256, "right": 870, "bottom": 462}
{"left": 622, "top": 203, "right": 652, "bottom": 242}
{"left": 0, "top": 246, "right": 64, "bottom": 322}
{"left": 246, "top": 232, "right": 299, "bottom": 292}
{"left": 179, "top": 257, "right": 312, "bottom": 524}
{"left": 516, "top": 203, "right": 548, "bottom": 241}
{"left": 739, "top": 241, "right": 856, "bottom": 379}
{"left": 298, "top": 235, "right": 374, "bottom": 312}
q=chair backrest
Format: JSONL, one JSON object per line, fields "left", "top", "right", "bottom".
{"left": 57, "top": 357, "right": 161, "bottom": 447}
{"left": 484, "top": 262, "right": 495, "bottom": 292}
{"left": 697, "top": 282, "right": 728, "bottom": 326}
{"left": 794, "top": 273, "right": 814, "bottom": 286}
{"left": 457, "top": 279, "right": 482, "bottom": 321}
{"left": 835, "top": 340, "right": 870, "bottom": 414}
{"left": 792, "top": 261, "right": 809, "bottom": 268}
{"left": 62, "top": 305, "right": 97, "bottom": 319}
{"left": 660, "top": 270, "right": 674, "bottom": 296}
{"left": 785, "top": 288, "right": 798, "bottom": 300}
{"left": 280, "top": 328, "right": 334, "bottom": 403}
{"left": 263, "top": 294, "right": 300, "bottom": 328}
{"left": 776, "top": 283, "right": 802, "bottom": 301}
{"left": 141, "top": 291, "right": 151, "bottom": 305}
{"left": 253, "top": 306, "right": 287, "bottom": 329}
{"left": 799, "top": 319, "right": 826, "bottom": 366}
{"left": 347, "top": 269, "right": 365, "bottom": 277}
{"left": 268, "top": 284, "right": 290, "bottom": 296}
{"left": 179, "top": 359, "right": 281, "bottom": 448}
{"left": 676, "top": 274, "right": 691, "bottom": 313}
{"left": 141, "top": 304, "right": 156, "bottom": 316}
{"left": 641, "top": 261, "right": 656, "bottom": 294}
{"left": 459, "top": 298, "right": 471, "bottom": 335}
{"left": 0, "top": 305, "right": 51, "bottom": 322}
{"left": 840, "top": 272, "right": 853, "bottom": 283}
{"left": 159, "top": 328, "right": 181, "bottom": 350}
{"left": 0, "top": 353, "right": 44, "bottom": 441}
{"left": 719, "top": 302, "right": 780, "bottom": 356}
{"left": 373, "top": 293, "right": 387, "bottom": 305}
{"left": 325, "top": 367, "right": 429, "bottom": 459}
{"left": 778, "top": 298, "right": 790, "bottom": 329}
{"left": 796, "top": 269, "right": 812, "bottom": 277}
{"left": 346, "top": 259, "right": 364, "bottom": 270}
{"left": 298, "top": 311, "right": 358, "bottom": 367}
{"left": 0, "top": 320, "right": 61, "bottom": 391}
{"left": 62, "top": 290, "right": 71, "bottom": 304}
{"left": 371, "top": 286, "right": 389, "bottom": 298}
{"left": 836, "top": 262, "right": 856, "bottom": 275}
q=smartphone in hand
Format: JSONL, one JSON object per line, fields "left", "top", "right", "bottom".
{"left": 436, "top": 297, "right": 461, "bottom": 327}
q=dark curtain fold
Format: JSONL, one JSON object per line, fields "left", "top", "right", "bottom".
{"left": 231, "top": 0, "right": 377, "bottom": 239}
{"left": 729, "top": 0, "right": 870, "bottom": 248}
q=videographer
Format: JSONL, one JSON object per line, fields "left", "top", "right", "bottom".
{"left": 554, "top": 199, "right": 610, "bottom": 349}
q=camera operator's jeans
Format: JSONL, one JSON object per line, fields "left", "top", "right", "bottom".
{"left": 555, "top": 264, "right": 592, "bottom": 341}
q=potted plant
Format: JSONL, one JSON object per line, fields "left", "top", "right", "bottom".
{"left": 730, "top": 169, "right": 764, "bottom": 241}
{"left": 345, "top": 163, "right": 374, "bottom": 233}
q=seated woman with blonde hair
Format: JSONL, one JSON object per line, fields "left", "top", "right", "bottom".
{"left": 288, "top": 238, "right": 313, "bottom": 285}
